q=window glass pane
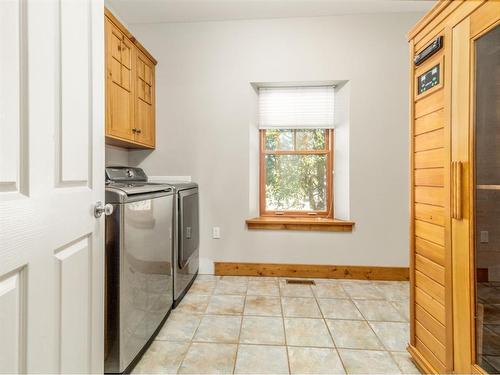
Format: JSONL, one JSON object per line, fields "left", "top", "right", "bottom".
{"left": 265, "top": 129, "right": 293, "bottom": 151}
{"left": 265, "top": 154, "right": 327, "bottom": 211}
{"left": 296, "top": 129, "right": 326, "bottom": 150}
{"left": 474, "top": 25, "right": 500, "bottom": 371}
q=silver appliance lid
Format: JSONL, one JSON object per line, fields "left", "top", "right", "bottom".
{"left": 106, "top": 182, "right": 173, "bottom": 196}
{"left": 106, "top": 166, "right": 148, "bottom": 183}
{"left": 105, "top": 167, "right": 174, "bottom": 203}
{"left": 161, "top": 181, "right": 198, "bottom": 192}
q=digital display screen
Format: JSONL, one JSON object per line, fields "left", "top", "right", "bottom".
{"left": 418, "top": 64, "right": 440, "bottom": 94}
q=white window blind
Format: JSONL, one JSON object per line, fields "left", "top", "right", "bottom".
{"left": 258, "top": 86, "right": 335, "bottom": 129}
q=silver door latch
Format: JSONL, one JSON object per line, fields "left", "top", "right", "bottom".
{"left": 94, "top": 201, "right": 114, "bottom": 218}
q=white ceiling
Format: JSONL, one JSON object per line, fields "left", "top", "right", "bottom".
{"left": 107, "top": 0, "right": 436, "bottom": 24}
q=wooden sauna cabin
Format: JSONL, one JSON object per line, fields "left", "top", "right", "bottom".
{"left": 408, "top": 1, "right": 500, "bottom": 373}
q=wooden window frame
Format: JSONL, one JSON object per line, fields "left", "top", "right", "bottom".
{"left": 259, "top": 129, "right": 334, "bottom": 218}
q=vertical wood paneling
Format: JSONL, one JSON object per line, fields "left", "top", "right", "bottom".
{"left": 55, "top": 236, "right": 91, "bottom": 373}
{"left": 0, "top": 270, "right": 25, "bottom": 373}
{"left": 58, "top": 0, "right": 91, "bottom": 185}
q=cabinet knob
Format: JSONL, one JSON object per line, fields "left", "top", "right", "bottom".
{"left": 136, "top": 129, "right": 142, "bottom": 134}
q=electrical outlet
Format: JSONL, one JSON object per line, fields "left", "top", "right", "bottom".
{"left": 213, "top": 227, "right": 221, "bottom": 239}
{"left": 480, "top": 231, "right": 489, "bottom": 243}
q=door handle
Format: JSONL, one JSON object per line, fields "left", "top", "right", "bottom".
{"left": 94, "top": 201, "right": 113, "bottom": 218}
{"left": 452, "top": 161, "right": 463, "bottom": 220}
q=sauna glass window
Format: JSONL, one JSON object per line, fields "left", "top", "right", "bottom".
{"left": 474, "top": 25, "right": 500, "bottom": 373}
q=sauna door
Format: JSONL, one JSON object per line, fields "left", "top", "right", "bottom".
{"left": 451, "top": 8, "right": 500, "bottom": 374}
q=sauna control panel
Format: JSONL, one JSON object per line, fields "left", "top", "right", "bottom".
{"left": 418, "top": 65, "right": 440, "bottom": 95}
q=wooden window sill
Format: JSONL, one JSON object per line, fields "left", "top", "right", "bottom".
{"left": 245, "top": 217, "right": 354, "bottom": 232}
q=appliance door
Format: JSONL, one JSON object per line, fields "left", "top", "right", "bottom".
{"left": 120, "top": 194, "right": 174, "bottom": 372}
{"left": 178, "top": 188, "right": 199, "bottom": 269}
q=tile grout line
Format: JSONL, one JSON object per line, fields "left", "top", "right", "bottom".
{"left": 279, "top": 277, "right": 292, "bottom": 375}
{"left": 161, "top": 337, "right": 418, "bottom": 352}
{"left": 174, "top": 279, "right": 212, "bottom": 374}
{"left": 231, "top": 280, "right": 248, "bottom": 374}
{"left": 316, "top": 281, "right": 349, "bottom": 374}
{"left": 348, "top": 282, "right": 404, "bottom": 372}
{"left": 138, "top": 277, "right": 410, "bottom": 374}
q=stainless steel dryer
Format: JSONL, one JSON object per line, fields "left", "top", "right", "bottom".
{"left": 168, "top": 182, "right": 199, "bottom": 307}
{"left": 104, "top": 167, "right": 174, "bottom": 373}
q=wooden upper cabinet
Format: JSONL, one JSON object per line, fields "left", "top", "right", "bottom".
{"left": 104, "top": 9, "right": 157, "bottom": 149}
{"left": 134, "top": 51, "right": 155, "bottom": 148}
{"left": 105, "top": 20, "right": 135, "bottom": 142}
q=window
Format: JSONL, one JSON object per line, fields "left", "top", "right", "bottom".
{"left": 258, "top": 86, "right": 335, "bottom": 218}
{"left": 260, "top": 128, "right": 333, "bottom": 217}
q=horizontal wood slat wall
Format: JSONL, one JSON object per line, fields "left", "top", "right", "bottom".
{"left": 415, "top": 109, "right": 444, "bottom": 135}
{"left": 407, "top": 2, "right": 499, "bottom": 372}
{"left": 414, "top": 148, "right": 444, "bottom": 169}
{"left": 415, "top": 203, "right": 445, "bottom": 226}
{"left": 415, "top": 237, "right": 445, "bottom": 266}
{"left": 415, "top": 287, "right": 445, "bottom": 325}
{"left": 409, "top": 5, "right": 452, "bottom": 370}
{"left": 214, "top": 262, "right": 409, "bottom": 281}
{"left": 415, "top": 304, "right": 446, "bottom": 344}
{"left": 415, "top": 337, "right": 446, "bottom": 373}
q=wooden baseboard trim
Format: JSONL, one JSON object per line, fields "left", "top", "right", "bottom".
{"left": 214, "top": 262, "right": 409, "bottom": 281}
{"left": 407, "top": 344, "right": 437, "bottom": 374}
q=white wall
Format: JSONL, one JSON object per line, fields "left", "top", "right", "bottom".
{"left": 105, "top": 145, "right": 129, "bottom": 166}
{"left": 125, "top": 12, "right": 422, "bottom": 273}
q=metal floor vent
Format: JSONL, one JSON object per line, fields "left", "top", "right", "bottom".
{"left": 285, "top": 279, "right": 316, "bottom": 285}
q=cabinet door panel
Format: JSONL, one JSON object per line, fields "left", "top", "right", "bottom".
{"left": 110, "top": 57, "right": 121, "bottom": 85}
{"left": 121, "top": 39, "right": 132, "bottom": 69}
{"left": 137, "top": 58, "right": 145, "bottom": 81}
{"left": 135, "top": 99, "right": 154, "bottom": 147}
{"left": 121, "top": 66, "right": 130, "bottom": 91}
{"left": 137, "top": 80, "right": 145, "bottom": 101}
{"left": 108, "top": 83, "right": 133, "bottom": 140}
{"left": 144, "top": 64, "right": 152, "bottom": 85}
{"left": 144, "top": 84, "right": 151, "bottom": 104}
{"left": 110, "top": 29, "right": 121, "bottom": 61}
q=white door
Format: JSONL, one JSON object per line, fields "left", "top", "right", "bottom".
{"left": 0, "top": 0, "right": 105, "bottom": 373}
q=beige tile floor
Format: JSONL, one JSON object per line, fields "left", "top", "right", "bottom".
{"left": 133, "top": 275, "right": 421, "bottom": 374}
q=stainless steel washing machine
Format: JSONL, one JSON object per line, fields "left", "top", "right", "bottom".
{"left": 168, "top": 182, "right": 199, "bottom": 307}
{"left": 104, "top": 167, "right": 174, "bottom": 373}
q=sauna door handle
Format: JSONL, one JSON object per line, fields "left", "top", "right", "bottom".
{"left": 452, "top": 161, "right": 463, "bottom": 220}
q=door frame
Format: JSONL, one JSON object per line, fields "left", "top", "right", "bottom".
{"left": 451, "top": 6, "right": 500, "bottom": 373}
{"left": 468, "top": 18, "right": 500, "bottom": 375}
